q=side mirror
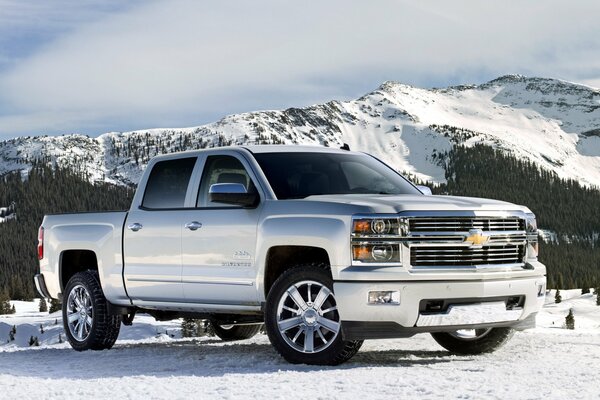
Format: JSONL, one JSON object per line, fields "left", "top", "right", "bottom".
{"left": 416, "top": 185, "right": 432, "bottom": 196}
{"left": 209, "top": 183, "right": 259, "bottom": 207}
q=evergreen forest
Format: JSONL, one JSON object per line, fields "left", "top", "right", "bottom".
{"left": 430, "top": 144, "right": 600, "bottom": 289}
{"left": 1, "top": 142, "right": 599, "bottom": 299}
{"left": 0, "top": 164, "right": 133, "bottom": 299}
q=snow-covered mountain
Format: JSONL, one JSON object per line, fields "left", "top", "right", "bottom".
{"left": 1, "top": 74, "right": 599, "bottom": 187}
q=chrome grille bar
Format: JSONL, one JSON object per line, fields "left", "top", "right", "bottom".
{"left": 409, "top": 217, "right": 524, "bottom": 232}
{"left": 410, "top": 244, "right": 526, "bottom": 267}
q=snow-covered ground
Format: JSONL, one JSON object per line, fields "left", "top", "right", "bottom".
{"left": 1, "top": 290, "right": 598, "bottom": 399}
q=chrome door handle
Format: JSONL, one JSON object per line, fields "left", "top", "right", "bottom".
{"left": 185, "top": 221, "right": 202, "bottom": 231}
{"left": 127, "top": 222, "right": 143, "bottom": 232}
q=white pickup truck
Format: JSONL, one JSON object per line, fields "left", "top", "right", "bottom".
{"left": 34, "top": 145, "right": 546, "bottom": 365}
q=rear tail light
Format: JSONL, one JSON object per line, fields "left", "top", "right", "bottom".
{"left": 37, "top": 226, "right": 44, "bottom": 260}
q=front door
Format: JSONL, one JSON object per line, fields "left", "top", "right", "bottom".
{"left": 181, "top": 154, "right": 262, "bottom": 305}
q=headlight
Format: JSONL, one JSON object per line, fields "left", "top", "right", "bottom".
{"left": 525, "top": 213, "right": 538, "bottom": 259}
{"left": 352, "top": 218, "right": 398, "bottom": 236}
{"left": 352, "top": 216, "right": 403, "bottom": 264}
{"left": 526, "top": 214, "right": 537, "bottom": 233}
{"left": 352, "top": 243, "right": 401, "bottom": 263}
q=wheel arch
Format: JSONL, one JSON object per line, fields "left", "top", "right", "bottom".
{"left": 263, "top": 245, "right": 331, "bottom": 298}
{"left": 60, "top": 249, "right": 99, "bottom": 292}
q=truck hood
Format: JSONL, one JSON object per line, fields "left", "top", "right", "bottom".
{"left": 302, "top": 194, "right": 530, "bottom": 214}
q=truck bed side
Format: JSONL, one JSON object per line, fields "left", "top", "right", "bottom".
{"left": 39, "top": 211, "right": 130, "bottom": 304}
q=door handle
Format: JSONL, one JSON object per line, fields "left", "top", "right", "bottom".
{"left": 185, "top": 221, "right": 203, "bottom": 231}
{"left": 127, "top": 222, "right": 143, "bottom": 232}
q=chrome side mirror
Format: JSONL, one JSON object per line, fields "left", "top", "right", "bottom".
{"left": 209, "top": 183, "right": 259, "bottom": 207}
{"left": 209, "top": 183, "right": 247, "bottom": 194}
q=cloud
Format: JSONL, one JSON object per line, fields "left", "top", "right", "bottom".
{"left": 0, "top": 0, "right": 599, "bottom": 138}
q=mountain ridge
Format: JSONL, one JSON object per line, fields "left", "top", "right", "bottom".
{"left": 1, "top": 75, "right": 599, "bottom": 188}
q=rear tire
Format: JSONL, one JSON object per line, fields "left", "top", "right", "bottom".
{"left": 264, "top": 265, "right": 363, "bottom": 365}
{"left": 212, "top": 322, "right": 262, "bottom": 341}
{"left": 62, "top": 271, "right": 122, "bottom": 351}
{"left": 431, "top": 327, "right": 514, "bottom": 355}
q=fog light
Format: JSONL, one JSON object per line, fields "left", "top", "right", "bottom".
{"left": 368, "top": 290, "right": 400, "bottom": 305}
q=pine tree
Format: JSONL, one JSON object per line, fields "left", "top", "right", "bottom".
{"left": 0, "top": 289, "right": 11, "bottom": 314}
{"left": 565, "top": 309, "right": 575, "bottom": 330}
{"left": 39, "top": 324, "right": 45, "bottom": 334}
{"left": 39, "top": 298, "right": 48, "bottom": 312}
{"left": 581, "top": 287, "right": 590, "bottom": 295}
{"left": 555, "top": 289, "right": 562, "bottom": 304}
{"left": 9, "top": 325, "right": 16, "bottom": 341}
{"left": 49, "top": 299, "right": 61, "bottom": 313}
{"left": 28, "top": 336, "right": 35, "bottom": 346}
{"left": 10, "top": 304, "right": 15, "bottom": 314}
{"left": 596, "top": 287, "right": 600, "bottom": 306}
{"left": 58, "top": 333, "right": 63, "bottom": 344}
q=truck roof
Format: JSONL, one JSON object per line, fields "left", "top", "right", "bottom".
{"left": 242, "top": 145, "right": 353, "bottom": 154}
{"left": 150, "top": 144, "right": 358, "bottom": 161}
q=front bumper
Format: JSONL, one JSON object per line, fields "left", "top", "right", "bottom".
{"left": 34, "top": 274, "right": 52, "bottom": 299}
{"left": 334, "top": 274, "right": 546, "bottom": 340}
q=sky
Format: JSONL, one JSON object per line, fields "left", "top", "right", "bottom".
{"left": 0, "top": 0, "right": 599, "bottom": 139}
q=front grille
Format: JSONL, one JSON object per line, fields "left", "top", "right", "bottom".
{"left": 409, "top": 217, "right": 524, "bottom": 233}
{"left": 410, "top": 244, "right": 526, "bottom": 268}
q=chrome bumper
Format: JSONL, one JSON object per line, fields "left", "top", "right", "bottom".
{"left": 334, "top": 275, "right": 546, "bottom": 332}
{"left": 416, "top": 301, "right": 522, "bottom": 327}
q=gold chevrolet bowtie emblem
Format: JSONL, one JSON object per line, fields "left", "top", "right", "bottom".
{"left": 464, "top": 229, "right": 489, "bottom": 246}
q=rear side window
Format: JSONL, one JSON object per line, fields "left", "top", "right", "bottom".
{"left": 142, "top": 157, "right": 197, "bottom": 209}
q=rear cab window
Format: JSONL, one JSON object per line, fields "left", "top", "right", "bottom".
{"left": 142, "top": 157, "right": 197, "bottom": 209}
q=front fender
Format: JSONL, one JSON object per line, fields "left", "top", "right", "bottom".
{"left": 255, "top": 215, "right": 351, "bottom": 297}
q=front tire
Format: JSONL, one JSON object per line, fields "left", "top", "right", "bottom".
{"left": 211, "top": 321, "right": 262, "bottom": 341}
{"left": 62, "top": 271, "right": 121, "bottom": 351}
{"left": 431, "top": 327, "right": 514, "bottom": 355}
{"left": 264, "top": 265, "right": 363, "bottom": 365}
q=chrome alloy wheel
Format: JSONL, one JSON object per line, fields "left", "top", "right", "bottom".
{"left": 449, "top": 328, "right": 493, "bottom": 341}
{"left": 276, "top": 280, "right": 341, "bottom": 354}
{"left": 66, "top": 284, "right": 94, "bottom": 342}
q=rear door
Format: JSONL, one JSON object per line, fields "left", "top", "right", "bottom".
{"left": 123, "top": 156, "right": 198, "bottom": 303}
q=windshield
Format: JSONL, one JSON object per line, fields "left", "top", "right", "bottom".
{"left": 253, "top": 152, "right": 421, "bottom": 199}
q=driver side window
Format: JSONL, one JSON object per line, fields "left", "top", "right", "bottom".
{"left": 197, "top": 155, "right": 255, "bottom": 207}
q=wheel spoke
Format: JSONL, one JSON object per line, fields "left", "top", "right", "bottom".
{"left": 316, "top": 327, "right": 327, "bottom": 344}
{"left": 320, "top": 306, "right": 337, "bottom": 314}
{"left": 85, "top": 315, "right": 93, "bottom": 328}
{"left": 304, "top": 327, "right": 315, "bottom": 352}
{"left": 67, "top": 312, "right": 79, "bottom": 323}
{"left": 74, "top": 294, "right": 83, "bottom": 310}
{"left": 292, "top": 328, "right": 303, "bottom": 343}
{"left": 75, "top": 320, "right": 83, "bottom": 340}
{"left": 317, "top": 315, "right": 340, "bottom": 333}
{"left": 282, "top": 305, "right": 299, "bottom": 314}
{"left": 278, "top": 316, "right": 303, "bottom": 332}
{"left": 287, "top": 286, "right": 308, "bottom": 311}
{"left": 313, "top": 286, "right": 331, "bottom": 310}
